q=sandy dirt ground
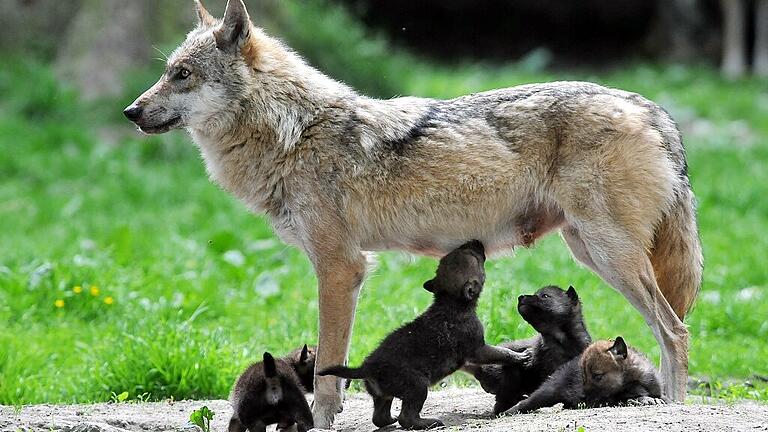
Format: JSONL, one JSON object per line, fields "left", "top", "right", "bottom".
{"left": 2, "top": 388, "right": 767, "bottom": 432}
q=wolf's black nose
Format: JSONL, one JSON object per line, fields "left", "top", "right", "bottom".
{"left": 123, "top": 105, "right": 143, "bottom": 121}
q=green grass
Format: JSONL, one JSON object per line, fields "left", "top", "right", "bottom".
{"left": 1, "top": 9, "right": 768, "bottom": 404}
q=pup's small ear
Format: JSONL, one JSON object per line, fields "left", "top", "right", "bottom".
{"left": 263, "top": 351, "right": 277, "bottom": 377}
{"left": 299, "top": 344, "right": 309, "bottom": 363}
{"left": 215, "top": 0, "right": 251, "bottom": 52}
{"left": 194, "top": 0, "right": 217, "bottom": 27}
{"left": 423, "top": 279, "right": 436, "bottom": 292}
{"left": 608, "top": 337, "right": 628, "bottom": 360}
{"left": 566, "top": 285, "right": 579, "bottom": 302}
{"left": 462, "top": 281, "right": 479, "bottom": 301}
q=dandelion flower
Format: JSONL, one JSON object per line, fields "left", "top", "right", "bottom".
{"left": 54, "top": 299, "right": 65, "bottom": 308}
{"left": 73, "top": 286, "right": 83, "bottom": 294}
{"left": 104, "top": 296, "right": 114, "bottom": 305}
{"left": 90, "top": 286, "right": 100, "bottom": 296}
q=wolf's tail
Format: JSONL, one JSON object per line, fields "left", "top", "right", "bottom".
{"left": 317, "top": 365, "right": 368, "bottom": 380}
{"left": 649, "top": 185, "right": 703, "bottom": 319}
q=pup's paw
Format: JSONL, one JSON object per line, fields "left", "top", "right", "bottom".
{"left": 513, "top": 348, "right": 533, "bottom": 366}
{"left": 628, "top": 396, "right": 666, "bottom": 406}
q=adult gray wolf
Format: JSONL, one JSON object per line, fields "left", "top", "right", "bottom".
{"left": 123, "top": 0, "right": 703, "bottom": 427}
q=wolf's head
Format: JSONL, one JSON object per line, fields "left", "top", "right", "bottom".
{"left": 423, "top": 240, "right": 486, "bottom": 303}
{"left": 517, "top": 285, "right": 583, "bottom": 334}
{"left": 124, "top": 0, "right": 327, "bottom": 140}
{"left": 580, "top": 337, "right": 629, "bottom": 400}
{"left": 286, "top": 344, "right": 316, "bottom": 392}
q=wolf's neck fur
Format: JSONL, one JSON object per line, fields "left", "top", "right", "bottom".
{"left": 189, "top": 29, "right": 432, "bottom": 230}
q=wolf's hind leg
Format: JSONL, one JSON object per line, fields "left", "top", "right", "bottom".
{"left": 365, "top": 380, "right": 397, "bottom": 427}
{"left": 398, "top": 385, "right": 443, "bottom": 430}
{"left": 228, "top": 416, "right": 246, "bottom": 432}
{"left": 568, "top": 221, "right": 688, "bottom": 402}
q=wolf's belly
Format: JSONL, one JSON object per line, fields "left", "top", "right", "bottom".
{"left": 359, "top": 204, "right": 565, "bottom": 257}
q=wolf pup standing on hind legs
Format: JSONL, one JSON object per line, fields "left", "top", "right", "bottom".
{"left": 125, "top": 0, "right": 703, "bottom": 426}
{"left": 320, "top": 240, "right": 530, "bottom": 429}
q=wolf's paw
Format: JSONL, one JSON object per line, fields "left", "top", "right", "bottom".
{"left": 312, "top": 393, "right": 343, "bottom": 429}
{"left": 398, "top": 417, "right": 444, "bottom": 430}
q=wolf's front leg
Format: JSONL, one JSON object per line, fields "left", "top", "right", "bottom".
{"left": 311, "top": 249, "right": 367, "bottom": 429}
{"left": 469, "top": 344, "right": 531, "bottom": 366}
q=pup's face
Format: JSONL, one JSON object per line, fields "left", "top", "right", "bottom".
{"left": 517, "top": 285, "right": 581, "bottom": 333}
{"left": 580, "top": 337, "right": 628, "bottom": 399}
{"left": 123, "top": 0, "right": 266, "bottom": 135}
{"left": 423, "top": 240, "right": 486, "bottom": 302}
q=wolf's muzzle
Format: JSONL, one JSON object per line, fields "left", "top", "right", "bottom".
{"left": 123, "top": 105, "right": 143, "bottom": 122}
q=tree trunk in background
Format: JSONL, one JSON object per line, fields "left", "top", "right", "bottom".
{"left": 56, "top": 0, "right": 153, "bottom": 101}
{"left": 644, "top": 0, "right": 717, "bottom": 63}
{"left": 720, "top": 0, "right": 747, "bottom": 79}
{"left": 754, "top": 0, "right": 768, "bottom": 76}
{"left": 0, "top": 0, "right": 82, "bottom": 58}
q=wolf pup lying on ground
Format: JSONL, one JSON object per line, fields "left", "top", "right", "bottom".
{"left": 503, "top": 337, "right": 665, "bottom": 415}
{"left": 229, "top": 352, "right": 314, "bottom": 432}
{"left": 464, "top": 285, "right": 592, "bottom": 414}
{"left": 126, "top": 0, "right": 702, "bottom": 425}
{"left": 320, "top": 241, "right": 530, "bottom": 429}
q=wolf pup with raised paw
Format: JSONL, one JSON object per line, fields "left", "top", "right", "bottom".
{"left": 320, "top": 240, "right": 530, "bottom": 429}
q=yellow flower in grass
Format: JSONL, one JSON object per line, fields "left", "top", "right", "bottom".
{"left": 54, "top": 299, "right": 65, "bottom": 308}
{"left": 73, "top": 286, "right": 83, "bottom": 294}
{"left": 90, "top": 286, "right": 100, "bottom": 296}
{"left": 104, "top": 296, "right": 114, "bottom": 305}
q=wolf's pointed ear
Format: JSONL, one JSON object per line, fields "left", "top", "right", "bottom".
{"left": 299, "top": 344, "right": 309, "bottom": 363}
{"left": 566, "top": 285, "right": 579, "bottom": 302}
{"left": 215, "top": 0, "right": 251, "bottom": 52}
{"left": 263, "top": 351, "right": 277, "bottom": 377}
{"left": 608, "top": 337, "right": 628, "bottom": 360}
{"left": 195, "top": 0, "right": 217, "bottom": 27}
{"left": 423, "top": 279, "right": 437, "bottom": 292}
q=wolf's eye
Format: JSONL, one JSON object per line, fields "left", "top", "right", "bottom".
{"left": 592, "top": 372, "right": 604, "bottom": 382}
{"left": 540, "top": 293, "right": 549, "bottom": 299}
{"left": 175, "top": 67, "right": 191, "bottom": 80}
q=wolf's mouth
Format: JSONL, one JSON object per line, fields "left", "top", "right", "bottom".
{"left": 139, "top": 116, "right": 182, "bottom": 134}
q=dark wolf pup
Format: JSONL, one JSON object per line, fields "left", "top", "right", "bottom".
{"left": 285, "top": 344, "right": 316, "bottom": 393}
{"left": 504, "top": 337, "right": 665, "bottom": 415}
{"left": 464, "top": 285, "right": 592, "bottom": 414}
{"left": 320, "top": 241, "right": 530, "bottom": 429}
{"left": 229, "top": 352, "right": 314, "bottom": 432}
{"left": 126, "top": 0, "right": 703, "bottom": 424}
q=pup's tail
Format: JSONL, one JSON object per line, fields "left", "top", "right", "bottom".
{"left": 649, "top": 185, "right": 703, "bottom": 319}
{"left": 317, "top": 365, "right": 368, "bottom": 380}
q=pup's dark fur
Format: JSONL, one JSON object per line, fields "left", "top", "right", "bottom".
{"left": 504, "top": 337, "right": 665, "bottom": 415}
{"left": 285, "top": 344, "right": 315, "bottom": 393}
{"left": 464, "top": 285, "right": 592, "bottom": 414}
{"left": 319, "top": 240, "right": 530, "bottom": 429}
{"left": 229, "top": 352, "right": 313, "bottom": 432}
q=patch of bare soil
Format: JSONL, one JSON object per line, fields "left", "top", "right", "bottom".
{"left": 2, "top": 389, "right": 767, "bottom": 432}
